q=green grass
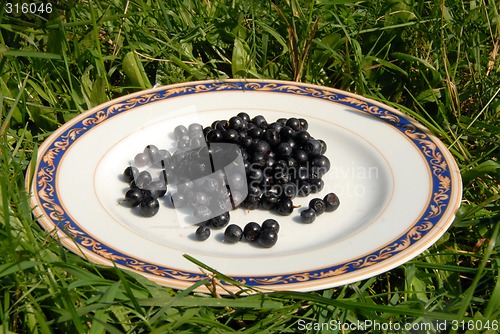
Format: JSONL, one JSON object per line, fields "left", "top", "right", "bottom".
{"left": 1, "top": 0, "right": 499, "bottom": 332}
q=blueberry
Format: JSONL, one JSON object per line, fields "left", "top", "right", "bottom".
{"left": 287, "top": 139, "right": 297, "bottom": 150}
{"left": 258, "top": 228, "right": 278, "bottom": 248}
{"left": 222, "top": 128, "right": 239, "bottom": 143}
{"left": 281, "top": 182, "right": 298, "bottom": 199}
{"left": 144, "top": 144, "right": 159, "bottom": 161}
{"left": 210, "top": 212, "right": 230, "bottom": 229}
{"left": 262, "top": 218, "right": 280, "bottom": 233}
{"left": 237, "top": 112, "right": 251, "bottom": 122}
{"left": 309, "top": 178, "right": 324, "bottom": 193}
{"left": 140, "top": 197, "right": 160, "bottom": 217}
{"left": 323, "top": 193, "right": 340, "bottom": 212}
{"left": 243, "top": 195, "right": 260, "bottom": 210}
{"left": 251, "top": 139, "right": 271, "bottom": 154}
{"left": 123, "top": 166, "right": 139, "bottom": 183}
{"left": 318, "top": 139, "right": 327, "bottom": 154}
{"left": 228, "top": 116, "right": 246, "bottom": 131}
{"left": 247, "top": 182, "right": 263, "bottom": 197}
{"left": 262, "top": 129, "right": 280, "bottom": 146}
{"left": 309, "top": 198, "right": 326, "bottom": 216}
{"left": 133, "top": 170, "right": 152, "bottom": 189}
{"left": 170, "top": 192, "right": 188, "bottom": 208}
{"left": 239, "top": 135, "right": 253, "bottom": 148}
{"left": 277, "top": 142, "right": 293, "bottom": 157}
{"left": 224, "top": 224, "right": 243, "bottom": 243}
{"left": 304, "top": 140, "right": 322, "bottom": 157}
{"left": 300, "top": 208, "right": 317, "bottom": 224}
{"left": 311, "top": 155, "right": 331, "bottom": 177}
{"left": 174, "top": 125, "right": 189, "bottom": 139}
{"left": 298, "top": 118, "right": 308, "bottom": 130}
{"left": 298, "top": 180, "right": 312, "bottom": 197}
{"left": 213, "top": 120, "right": 227, "bottom": 130}
{"left": 134, "top": 152, "right": 150, "bottom": 167}
{"left": 206, "top": 129, "right": 223, "bottom": 142}
{"left": 251, "top": 115, "right": 268, "bottom": 129}
{"left": 141, "top": 189, "right": 152, "bottom": 199}
{"left": 293, "top": 149, "right": 308, "bottom": 165}
{"left": 295, "top": 130, "right": 311, "bottom": 145}
{"left": 248, "top": 126, "right": 263, "bottom": 138}
{"left": 275, "top": 198, "right": 294, "bottom": 216}
{"left": 286, "top": 118, "right": 300, "bottom": 131}
{"left": 261, "top": 192, "right": 280, "bottom": 209}
{"left": 124, "top": 188, "right": 142, "bottom": 207}
{"left": 195, "top": 225, "right": 211, "bottom": 241}
{"left": 203, "top": 126, "right": 213, "bottom": 138}
{"left": 251, "top": 151, "right": 267, "bottom": 168}
{"left": 188, "top": 123, "right": 203, "bottom": 136}
{"left": 280, "top": 126, "right": 296, "bottom": 141}
{"left": 243, "top": 222, "right": 261, "bottom": 241}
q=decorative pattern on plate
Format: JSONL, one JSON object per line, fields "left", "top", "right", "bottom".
{"left": 32, "top": 80, "right": 456, "bottom": 287}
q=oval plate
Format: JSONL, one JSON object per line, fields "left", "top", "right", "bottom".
{"left": 27, "top": 79, "right": 462, "bottom": 293}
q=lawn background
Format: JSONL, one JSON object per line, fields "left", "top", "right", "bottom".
{"left": 1, "top": 0, "right": 499, "bottom": 333}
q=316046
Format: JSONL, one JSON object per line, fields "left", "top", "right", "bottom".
{"left": 5, "top": 2, "right": 53, "bottom": 15}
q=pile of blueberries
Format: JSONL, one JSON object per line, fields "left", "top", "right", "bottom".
{"left": 121, "top": 124, "right": 245, "bottom": 221}
{"left": 203, "top": 113, "right": 331, "bottom": 213}
{"left": 120, "top": 113, "right": 340, "bottom": 248}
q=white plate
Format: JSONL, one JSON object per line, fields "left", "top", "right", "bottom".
{"left": 27, "top": 80, "right": 462, "bottom": 293}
